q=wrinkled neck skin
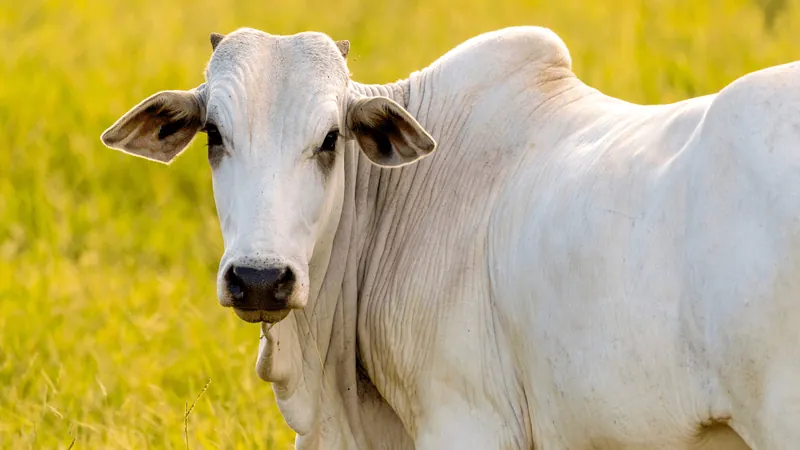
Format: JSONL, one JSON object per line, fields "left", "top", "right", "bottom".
{"left": 257, "top": 48, "right": 592, "bottom": 449}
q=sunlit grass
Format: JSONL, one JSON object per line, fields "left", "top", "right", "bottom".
{"left": 1, "top": 0, "right": 798, "bottom": 447}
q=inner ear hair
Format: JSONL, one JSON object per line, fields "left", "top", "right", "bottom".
{"left": 100, "top": 89, "right": 206, "bottom": 163}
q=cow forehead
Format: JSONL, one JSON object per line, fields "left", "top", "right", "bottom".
{"left": 205, "top": 28, "right": 348, "bottom": 99}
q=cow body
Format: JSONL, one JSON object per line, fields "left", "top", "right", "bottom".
{"left": 487, "top": 62, "right": 800, "bottom": 449}
{"left": 101, "top": 26, "right": 800, "bottom": 449}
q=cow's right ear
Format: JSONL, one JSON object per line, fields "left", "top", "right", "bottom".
{"left": 100, "top": 86, "right": 206, "bottom": 164}
{"left": 346, "top": 96, "right": 436, "bottom": 168}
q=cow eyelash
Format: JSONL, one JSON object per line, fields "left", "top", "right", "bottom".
{"left": 318, "top": 129, "right": 340, "bottom": 153}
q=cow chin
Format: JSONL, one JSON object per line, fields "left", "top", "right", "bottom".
{"left": 234, "top": 307, "right": 291, "bottom": 324}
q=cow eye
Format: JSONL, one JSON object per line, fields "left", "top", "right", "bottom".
{"left": 319, "top": 130, "right": 339, "bottom": 153}
{"left": 205, "top": 123, "right": 223, "bottom": 147}
{"left": 204, "top": 123, "right": 224, "bottom": 164}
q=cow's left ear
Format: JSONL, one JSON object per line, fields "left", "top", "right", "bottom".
{"left": 346, "top": 96, "right": 436, "bottom": 167}
{"left": 100, "top": 85, "right": 206, "bottom": 164}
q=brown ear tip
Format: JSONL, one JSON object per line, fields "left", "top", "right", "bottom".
{"left": 100, "top": 129, "right": 116, "bottom": 146}
{"left": 210, "top": 32, "right": 225, "bottom": 50}
{"left": 423, "top": 138, "right": 437, "bottom": 154}
{"left": 335, "top": 39, "right": 350, "bottom": 58}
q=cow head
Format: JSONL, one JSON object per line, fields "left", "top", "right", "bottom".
{"left": 101, "top": 28, "right": 436, "bottom": 324}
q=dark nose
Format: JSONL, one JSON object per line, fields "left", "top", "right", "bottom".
{"left": 225, "top": 265, "right": 295, "bottom": 310}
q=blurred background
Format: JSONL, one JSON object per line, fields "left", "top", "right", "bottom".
{"left": 1, "top": 0, "right": 798, "bottom": 448}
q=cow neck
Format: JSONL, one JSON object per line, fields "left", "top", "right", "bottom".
{"left": 258, "top": 79, "right": 415, "bottom": 449}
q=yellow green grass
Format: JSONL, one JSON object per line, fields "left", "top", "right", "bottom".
{"left": 1, "top": 0, "right": 799, "bottom": 447}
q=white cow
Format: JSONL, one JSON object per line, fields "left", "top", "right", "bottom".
{"left": 100, "top": 26, "right": 800, "bottom": 449}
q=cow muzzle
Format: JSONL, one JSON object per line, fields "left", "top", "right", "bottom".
{"left": 221, "top": 262, "right": 303, "bottom": 323}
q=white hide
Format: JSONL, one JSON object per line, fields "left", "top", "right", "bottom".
{"left": 101, "top": 26, "right": 800, "bottom": 450}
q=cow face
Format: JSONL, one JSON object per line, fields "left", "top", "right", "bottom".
{"left": 100, "top": 28, "right": 435, "bottom": 324}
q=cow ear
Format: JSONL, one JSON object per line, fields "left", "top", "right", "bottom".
{"left": 346, "top": 96, "right": 436, "bottom": 167}
{"left": 335, "top": 40, "right": 350, "bottom": 59}
{"left": 210, "top": 32, "right": 225, "bottom": 51}
{"left": 100, "top": 87, "right": 206, "bottom": 164}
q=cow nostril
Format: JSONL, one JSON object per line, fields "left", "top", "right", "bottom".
{"left": 276, "top": 267, "right": 294, "bottom": 286}
{"left": 229, "top": 281, "right": 244, "bottom": 300}
{"left": 225, "top": 266, "right": 245, "bottom": 301}
{"left": 273, "top": 268, "right": 295, "bottom": 300}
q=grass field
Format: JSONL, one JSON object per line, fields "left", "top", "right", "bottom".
{"left": 1, "top": 0, "right": 799, "bottom": 448}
